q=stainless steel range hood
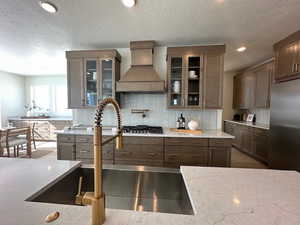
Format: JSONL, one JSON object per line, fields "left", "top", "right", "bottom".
{"left": 116, "top": 41, "right": 165, "bottom": 92}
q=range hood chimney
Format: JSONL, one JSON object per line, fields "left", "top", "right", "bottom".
{"left": 116, "top": 41, "right": 165, "bottom": 92}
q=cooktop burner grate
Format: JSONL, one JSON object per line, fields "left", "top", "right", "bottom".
{"left": 123, "top": 125, "right": 163, "bottom": 134}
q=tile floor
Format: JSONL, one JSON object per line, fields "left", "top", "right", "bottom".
{"left": 231, "top": 148, "right": 268, "bottom": 169}
{"left": 29, "top": 143, "right": 268, "bottom": 169}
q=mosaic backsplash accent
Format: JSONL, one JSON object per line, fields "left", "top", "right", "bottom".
{"left": 73, "top": 93, "right": 222, "bottom": 130}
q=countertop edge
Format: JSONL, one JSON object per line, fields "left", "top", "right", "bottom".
{"left": 224, "top": 120, "right": 269, "bottom": 130}
{"left": 8, "top": 117, "right": 73, "bottom": 121}
{"left": 55, "top": 129, "right": 235, "bottom": 139}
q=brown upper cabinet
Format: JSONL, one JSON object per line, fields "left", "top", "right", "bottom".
{"left": 166, "top": 45, "right": 225, "bottom": 109}
{"left": 66, "top": 50, "right": 121, "bottom": 109}
{"left": 233, "top": 71, "right": 256, "bottom": 109}
{"left": 254, "top": 61, "right": 273, "bottom": 108}
{"left": 274, "top": 30, "right": 300, "bottom": 83}
{"left": 233, "top": 60, "right": 274, "bottom": 109}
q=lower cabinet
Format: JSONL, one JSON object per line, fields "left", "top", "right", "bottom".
{"left": 209, "top": 139, "right": 232, "bottom": 167}
{"left": 57, "top": 134, "right": 232, "bottom": 168}
{"left": 224, "top": 121, "right": 269, "bottom": 164}
{"left": 165, "top": 138, "right": 209, "bottom": 168}
{"left": 57, "top": 134, "right": 114, "bottom": 164}
{"left": 252, "top": 129, "right": 269, "bottom": 163}
{"left": 57, "top": 135, "right": 76, "bottom": 160}
{"left": 115, "top": 137, "right": 164, "bottom": 167}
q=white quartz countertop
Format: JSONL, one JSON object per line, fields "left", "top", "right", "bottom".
{"left": 1, "top": 158, "right": 299, "bottom": 225}
{"left": 224, "top": 120, "right": 270, "bottom": 130}
{"left": 8, "top": 117, "right": 73, "bottom": 121}
{"left": 56, "top": 128, "right": 234, "bottom": 139}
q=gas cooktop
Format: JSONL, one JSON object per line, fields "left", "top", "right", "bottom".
{"left": 123, "top": 125, "right": 163, "bottom": 134}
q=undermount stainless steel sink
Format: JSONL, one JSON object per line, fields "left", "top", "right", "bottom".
{"left": 27, "top": 167, "right": 194, "bottom": 215}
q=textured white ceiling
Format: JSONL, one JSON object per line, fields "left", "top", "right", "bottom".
{"left": 1, "top": 0, "right": 300, "bottom": 75}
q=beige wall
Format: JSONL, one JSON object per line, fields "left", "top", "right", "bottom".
{"left": 0, "top": 71, "right": 25, "bottom": 127}
{"left": 222, "top": 71, "right": 236, "bottom": 123}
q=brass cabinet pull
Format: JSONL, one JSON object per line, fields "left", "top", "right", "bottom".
{"left": 80, "top": 150, "right": 89, "bottom": 153}
{"left": 169, "top": 154, "right": 177, "bottom": 159}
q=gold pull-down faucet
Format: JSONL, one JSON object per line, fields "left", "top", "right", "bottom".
{"left": 81, "top": 98, "right": 123, "bottom": 225}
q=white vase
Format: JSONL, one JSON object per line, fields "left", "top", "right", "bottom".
{"left": 188, "top": 120, "right": 199, "bottom": 130}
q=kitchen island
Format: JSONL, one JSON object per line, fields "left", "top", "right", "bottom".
{"left": 0, "top": 158, "right": 299, "bottom": 225}
{"left": 56, "top": 129, "right": 234, "bottom": 168}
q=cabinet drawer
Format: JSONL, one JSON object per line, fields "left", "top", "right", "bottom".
{"left": 254, "top": 128, "right": 269, "bottom": 136}
{"left": 123, "top": 137, "right": 164, "bottom": 145}
{"left": 76, "top": 135, "right": 93, "bottom": 143}
{"left": 76, "top": 143, "right": 93, "bottom": 158}
{"left": 165, "top": 145, "right": 208, "bottom": 154}
{"left": 57, "top": 135, "right": 75, "bottom": 143}
{"left": 165, "top": 152, "right": 209, "bottom": 166}
{"left": 209, "top": 139, "right": 232, "bottom": 147}
{"left": 165, "top": 137, "right": 208, "bottom": 146}
{"left": 115, "top": 144, "right": 163, "bottom": 161}
{"left": 76, "top": 143, "right": 114, "bottom": 160}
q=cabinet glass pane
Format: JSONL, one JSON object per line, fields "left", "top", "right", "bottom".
{"left": 102, "top": 59, "right": 113, "bottom": 99}
{"left": 170, "top": 57, "right": 183, "bottom": 106}
{"left": 187, "top": 56, "right": 201, "bottom": 106}
{"left": 85, "top": 60, "right": 97, "bottom": 106}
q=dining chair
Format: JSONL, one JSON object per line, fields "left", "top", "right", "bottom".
{"left": 0, "top": 130, "right": 6, "bottom": 157}
{"left": 4, "top": 127, "right": 31, "bottom": 157}
{"left": 17, "top": 123, "right": 36, "bottom": 151}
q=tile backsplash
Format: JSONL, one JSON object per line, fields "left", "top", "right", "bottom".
{"left": 250, "top": 108, "right": 270, "bottom": 124}
{"left": 73, "top": 93, "right": 223, "bottom": 130}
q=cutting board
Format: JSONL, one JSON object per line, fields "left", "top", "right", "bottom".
{"left": 169, "top": 128, "right": 203, "bottom": 135}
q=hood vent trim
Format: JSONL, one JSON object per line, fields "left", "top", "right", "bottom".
{"left": 116, "top": 41, "right": 165, "bottom": 93}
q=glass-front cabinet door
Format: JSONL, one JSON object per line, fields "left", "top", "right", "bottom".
{"left": 100, "top": 59, "right": 113, "bottom": 100}
{"left": 186, "top": 55, "right": 203, "bottom": 107}
{"left": 168, "top": 56, "right": 184, "bottom": 107}
{"left": 84, "top": 59, "right": 98, "bottom": 107}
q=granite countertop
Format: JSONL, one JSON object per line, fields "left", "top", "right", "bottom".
{"left": 1, "top": 158, "right": 299, "bottom": 225}
{"left": 8, "top": 117, "right": 73, "bottom": 121}
{"left": 224, "top": 120, "right": 270, "bottom": 130}
{"left": 56, "top": 128, "right": 234, "bottom": 139}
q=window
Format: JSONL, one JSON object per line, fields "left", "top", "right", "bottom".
{"left": 53, "top": 85, "right": 70, "bottom": 115}
{"left": 30, "top": 85, "right": 50, "bottom": 110}
{"left": 29, "top": 83, "right": 71, "bottom": 117}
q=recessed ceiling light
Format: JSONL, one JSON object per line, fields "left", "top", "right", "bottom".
{"left": 237, "top": 46, "right": 247, "bottom": 52}
{"left": 122, "top": 0, "right": 136, "bottom": 8}
{"left": 39, "top": 1, "right": 58, "bottom": 13}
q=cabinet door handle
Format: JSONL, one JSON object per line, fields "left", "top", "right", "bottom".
{"left": 297, "top": 64, "right": 299, "bottom": 73}
{"left": 293, "top": 63, "right": 296, "bottom": 73}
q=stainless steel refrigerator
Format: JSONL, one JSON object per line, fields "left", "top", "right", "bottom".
{"left": 270, "top": 79, "right": 300, "bottom": 171}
